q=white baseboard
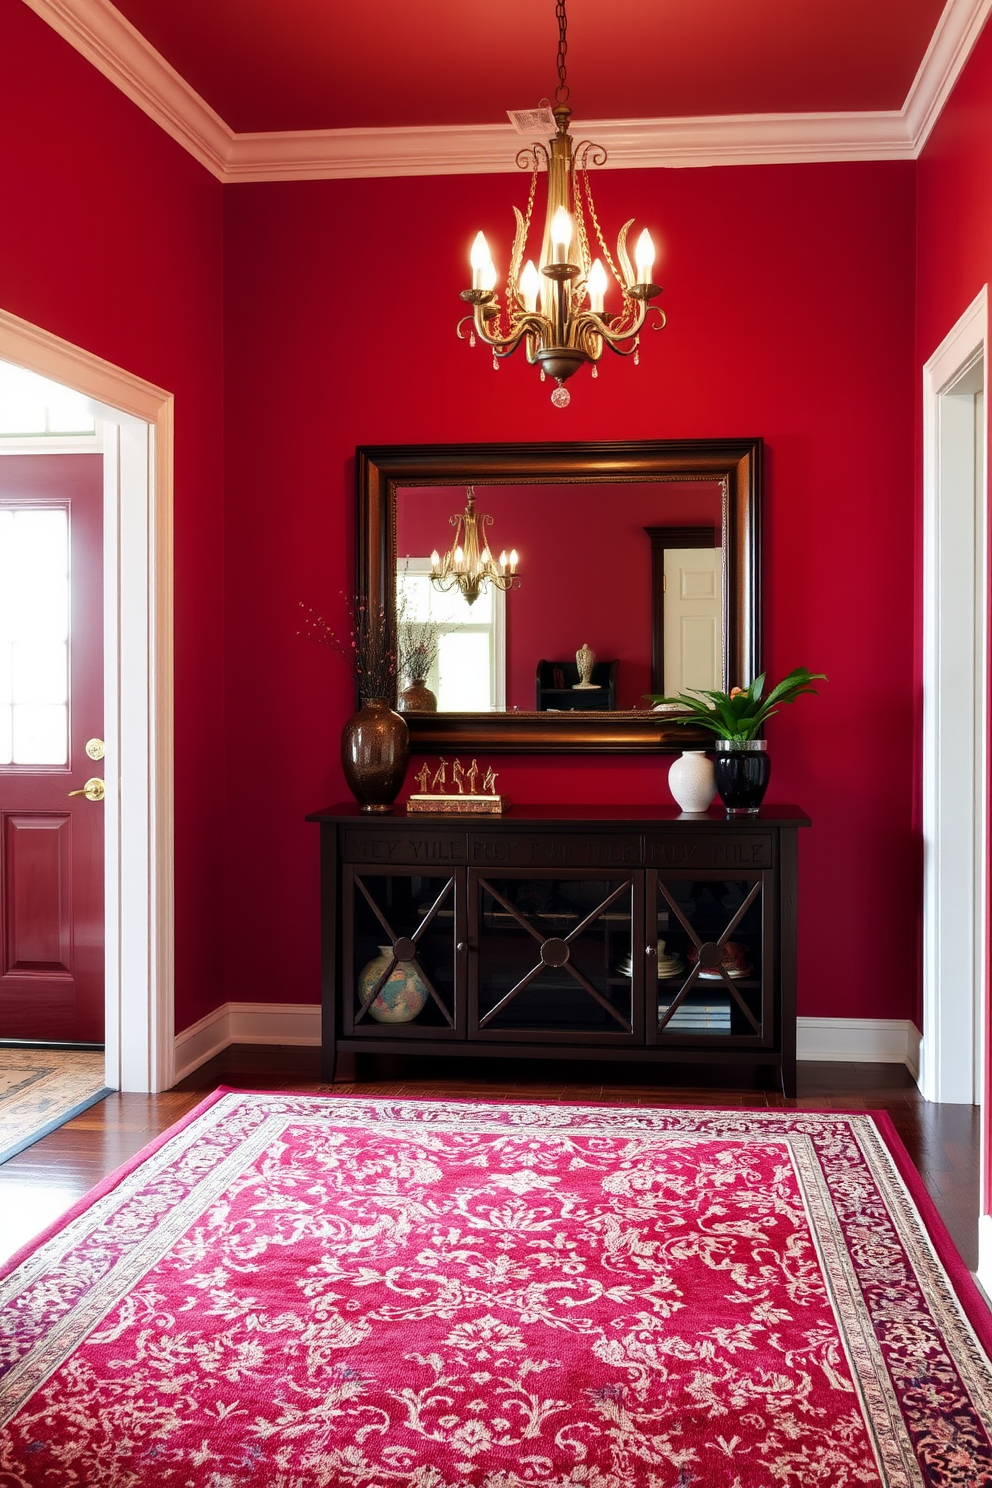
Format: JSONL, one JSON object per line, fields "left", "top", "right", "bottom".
{"left": 797, "top": 1017, "right": 921, "bottom": 1077}
{"left": 978, "top": 1215, "right": 992, "bottom": 1299}
{"left": 173, "top": 1007, "right": 921, "bottom": 1086}
{"left": 173, "top": 1002, "right": 321, "bottom": 1084}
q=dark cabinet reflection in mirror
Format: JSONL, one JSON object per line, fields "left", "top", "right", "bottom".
{"left": 357, "top": 440, "right": 761, "bottom": 754}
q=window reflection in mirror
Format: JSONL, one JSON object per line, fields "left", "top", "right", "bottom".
{"left": 396, "top": 481, "right": 724, "bottom": 712}
{"left": 396, "top": 560, "right": 506, "bottom": 710}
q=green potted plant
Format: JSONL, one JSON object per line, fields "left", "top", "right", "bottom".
{"left": 645, "top": 667, "right": 826, "bottom": 814}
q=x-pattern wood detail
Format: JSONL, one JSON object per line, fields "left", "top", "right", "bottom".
{"left": 656, "top": 879, "right": 762, "bottom": 1034}
{"left": 478, "top": 878, "right": 633, "bottom": 1033}
{"left": 353, "top": 875, "right": 455, "bottom": 1027}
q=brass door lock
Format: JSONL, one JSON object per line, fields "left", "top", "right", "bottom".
{"left": 85, "top": 737, "right": 106, "bottom": 761}
{"left": 68, "top": 778, "right": 106, "bottom": 802}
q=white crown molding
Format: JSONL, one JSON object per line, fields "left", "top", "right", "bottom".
{"left": 903, "top": 0, "right": 992, "bottom": 152}
{"left": 21, "top": 0, "right": 232, "bottom": 179}
{"left": 22, "top": 0, "right": 992, "bottom": 177}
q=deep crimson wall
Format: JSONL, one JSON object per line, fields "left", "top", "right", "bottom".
{"left": 916, "top": 20, "right": 992, "bottom": 1196}
{"left": 0, "top": 1, "right": 226, "bottom": 1033}
{"left": 396, "top": 482, "right": 723, "bottom": 709}
{"left": 224, "top": 159, "right": 917, "bottom": 1024}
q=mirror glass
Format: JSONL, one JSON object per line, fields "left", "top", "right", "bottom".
{"left": 396, "top": 482, "right": 724, "bottom": 712}
{"left": 358, "top": 440, "right": 761, "bottom": 754}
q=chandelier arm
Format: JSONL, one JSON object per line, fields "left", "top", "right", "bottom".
{"left": 468, "top": 307, "right": 553, "bottom": 357}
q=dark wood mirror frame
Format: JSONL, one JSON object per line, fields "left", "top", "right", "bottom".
{"left": 357, "top": 438, "right": 762, "bottom": 754}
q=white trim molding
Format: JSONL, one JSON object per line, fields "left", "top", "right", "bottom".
{"left": 23, "top": 0, "right": 992, "bottom": 181}
{"left": 173, "top": 1008, "right": 921, "bottom": 1085}
{"left": 921, "top": 286, "right": 989, "bottom": 1106}
{"left": 0, "top": 309, "right": 175, "bottom": 1094}
{"left": 797, "top": 1018, "right": 921, "bottom": 1077}
{"left": 979, "top": 1214, "right": 992, "bottom": 1296}
{"left": 173, "top": 1003, "right": 322, "bottom": 1084}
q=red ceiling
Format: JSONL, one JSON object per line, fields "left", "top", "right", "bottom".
{"left": 111, "top": 0, "right": 948, "bottom": 134}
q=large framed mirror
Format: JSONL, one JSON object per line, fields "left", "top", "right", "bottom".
{"left": 357, "top": 439, "right": 761, "bottom": 754}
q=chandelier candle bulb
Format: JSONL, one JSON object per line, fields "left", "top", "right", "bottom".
{"left": 587, "top": 258, "right": 608, "bottom": 313}
{"left": 470, "top": 231, "right": 491, "bottom": 291}
{"left": 550, "top": 206, "right": 573, "bottom": 265}
{"left": 520, "top": 261, "right": 541, "bottom": 312}
{"left": 635, "top": 228, "right": 656, "bottom": 285}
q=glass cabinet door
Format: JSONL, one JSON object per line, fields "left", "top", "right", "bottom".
{"left": 469, "top": 871, "right": 641, "bottom": 1042}
{"left": 343, "top": 868, "right": 461, "bottom": 1037}
{"left": 648, "top": 872, "right": 769, "bottom": 1045}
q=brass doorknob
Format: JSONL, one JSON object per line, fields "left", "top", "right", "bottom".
{"left": 68, "top": 778, "right": 105, "bottom": 802}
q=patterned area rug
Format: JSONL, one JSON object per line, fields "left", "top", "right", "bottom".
{"left": 1, "top": 1092, "right": 990, "bottom": 1487}
{"left": 0, "top": 1048, "right": 110, "bottom": 1165}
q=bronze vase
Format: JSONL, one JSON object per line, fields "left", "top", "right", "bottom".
{"left": 397, "top": 677, "right": 437, "bottom": 713}
{"left": 340, "top": 697, "right": 410, "bottom": 813}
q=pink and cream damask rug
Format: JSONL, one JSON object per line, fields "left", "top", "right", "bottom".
{"left": 1, "top": 1090, "right": 991, "bottom": 1487}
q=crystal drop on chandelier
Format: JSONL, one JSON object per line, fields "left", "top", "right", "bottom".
{"left": 551, "top": 384, "right": 570, "bottom": 408}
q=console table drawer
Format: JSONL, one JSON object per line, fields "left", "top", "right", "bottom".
{"left": 343, "top": 828, "right": 468, "bottom": 865}
{"left": 469, "top": 833, "right": 642, "bottom": 869}
{"left": 644, "top": 834, "right": 773, "bottom": 869}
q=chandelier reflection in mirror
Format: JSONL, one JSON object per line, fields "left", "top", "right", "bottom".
{"left": 457, "top": 0, "right": 665, "bottom": 408}
{"left": 429, "top": 489, "right": 519, "bottom": 607}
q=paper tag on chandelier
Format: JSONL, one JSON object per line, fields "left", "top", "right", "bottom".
{"left": 507, "top": 107, "right": 557, "bottom": 136}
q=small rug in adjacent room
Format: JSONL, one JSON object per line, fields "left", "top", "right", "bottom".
{"left": 2, "top": 1094, "right": 991, "bottom": 1487}
{"left": 0, "top": 1048, "right": 110, "bottom": 1165}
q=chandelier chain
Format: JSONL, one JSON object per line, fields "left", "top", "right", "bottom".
{"left": 577, "top": 164, "right": 633, "bottom": 314}
{"left": 555, "top": 0, "right": 569, "bottom": 107}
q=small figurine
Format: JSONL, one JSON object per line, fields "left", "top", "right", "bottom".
{"left": 431, "top": 759, "right": 447, "bottom": 791}
{"left": 466, "top": 758, "right": 480, "bottom": 794}
{"left": 482, "top": 765, "right": 498, "bottom": 795}
{"left": 414, "top": 762, "right": 431, "bottom": 793}
{"left": 451, "top": 758, "right": 466, "bottom": 794}
{"left": 575, "top": 642, "right": 597, "bottom": 689}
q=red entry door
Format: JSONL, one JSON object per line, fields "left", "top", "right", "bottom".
{"left": 0, "top": 454, "right": 104, "bottom": 1043}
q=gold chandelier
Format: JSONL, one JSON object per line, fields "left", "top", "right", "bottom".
{"left": 457, "top": 0, "right": 665, "bottom": 408}
{"left": 429, "top": 489, "right": 519, "bottom": 606}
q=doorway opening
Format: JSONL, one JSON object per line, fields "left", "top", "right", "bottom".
{"left": 0, "top": 309, "right": 175, "bottom": 1093}
{"left": 921, "top": 284, "right": 988, "bottom": 1274}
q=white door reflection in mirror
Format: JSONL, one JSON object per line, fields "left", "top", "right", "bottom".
{"left": 663, "top": 547, "right": 723, "bottom": 695}
{"left": 397, "top": 560, "right": 506, "bottom": 712}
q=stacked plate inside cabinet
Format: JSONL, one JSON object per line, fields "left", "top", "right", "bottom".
{"left": 615, "top": 941, "right": 684, "bottom": 980}
{"left": 686, "top": 940, "right": 751, "bottom": 979}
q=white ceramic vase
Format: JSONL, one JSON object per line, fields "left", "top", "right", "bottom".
{"left": 668, "top": 750, "right": 715, "bottom": 813}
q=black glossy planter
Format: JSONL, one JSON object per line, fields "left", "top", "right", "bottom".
{"left": 713, "top": 740, "right": 770, "bottom": 815}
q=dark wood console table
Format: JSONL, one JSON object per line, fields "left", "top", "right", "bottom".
{"left": 306, "top": 803, "right": 810, "bottom": 1096}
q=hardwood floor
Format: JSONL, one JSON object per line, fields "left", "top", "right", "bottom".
{"left": 0, "top": 1047, "right": 981, "bottom": 1272}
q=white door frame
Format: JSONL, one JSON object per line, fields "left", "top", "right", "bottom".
{"left": 0, "top": 308, "right": 175, "bottom": 1092}
{"left": 921, "top": 285, "right": 988, "bottom": 1111}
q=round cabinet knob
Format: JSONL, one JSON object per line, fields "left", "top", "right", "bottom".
{"left": 457, "top": 942, "right": 467, "bottom": 953}
{"left": 645, "top": 944, "right": 657, "bottom": 957}
{"left": 540, "top": 938, "right": 570, "bottom": 968}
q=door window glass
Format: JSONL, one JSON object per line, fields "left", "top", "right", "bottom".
{"left": 0, "top": 507, "right": 70, "bottom": 764}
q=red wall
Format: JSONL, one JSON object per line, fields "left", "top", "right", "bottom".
{"left": 0, "top": 1, "right": 226, "bottom": 1033}
{"left": 396, "top": 481, "right": 723, "bottom": 709}
{"left": 224, "top": 160, "right": 917, "bottom": 1023}
{"left": 916, "top": 19, "right": 992, "bottom": 1194}
{"left": 0, "top": 2, "right": 929, "bottom": 1041}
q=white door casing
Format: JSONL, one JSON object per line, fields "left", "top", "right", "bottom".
{"left": 921, "top": 285, "right": 988, "bottom": 1116}
{"left": 0, "top": 308, "right": 175, "bottom": 1093}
